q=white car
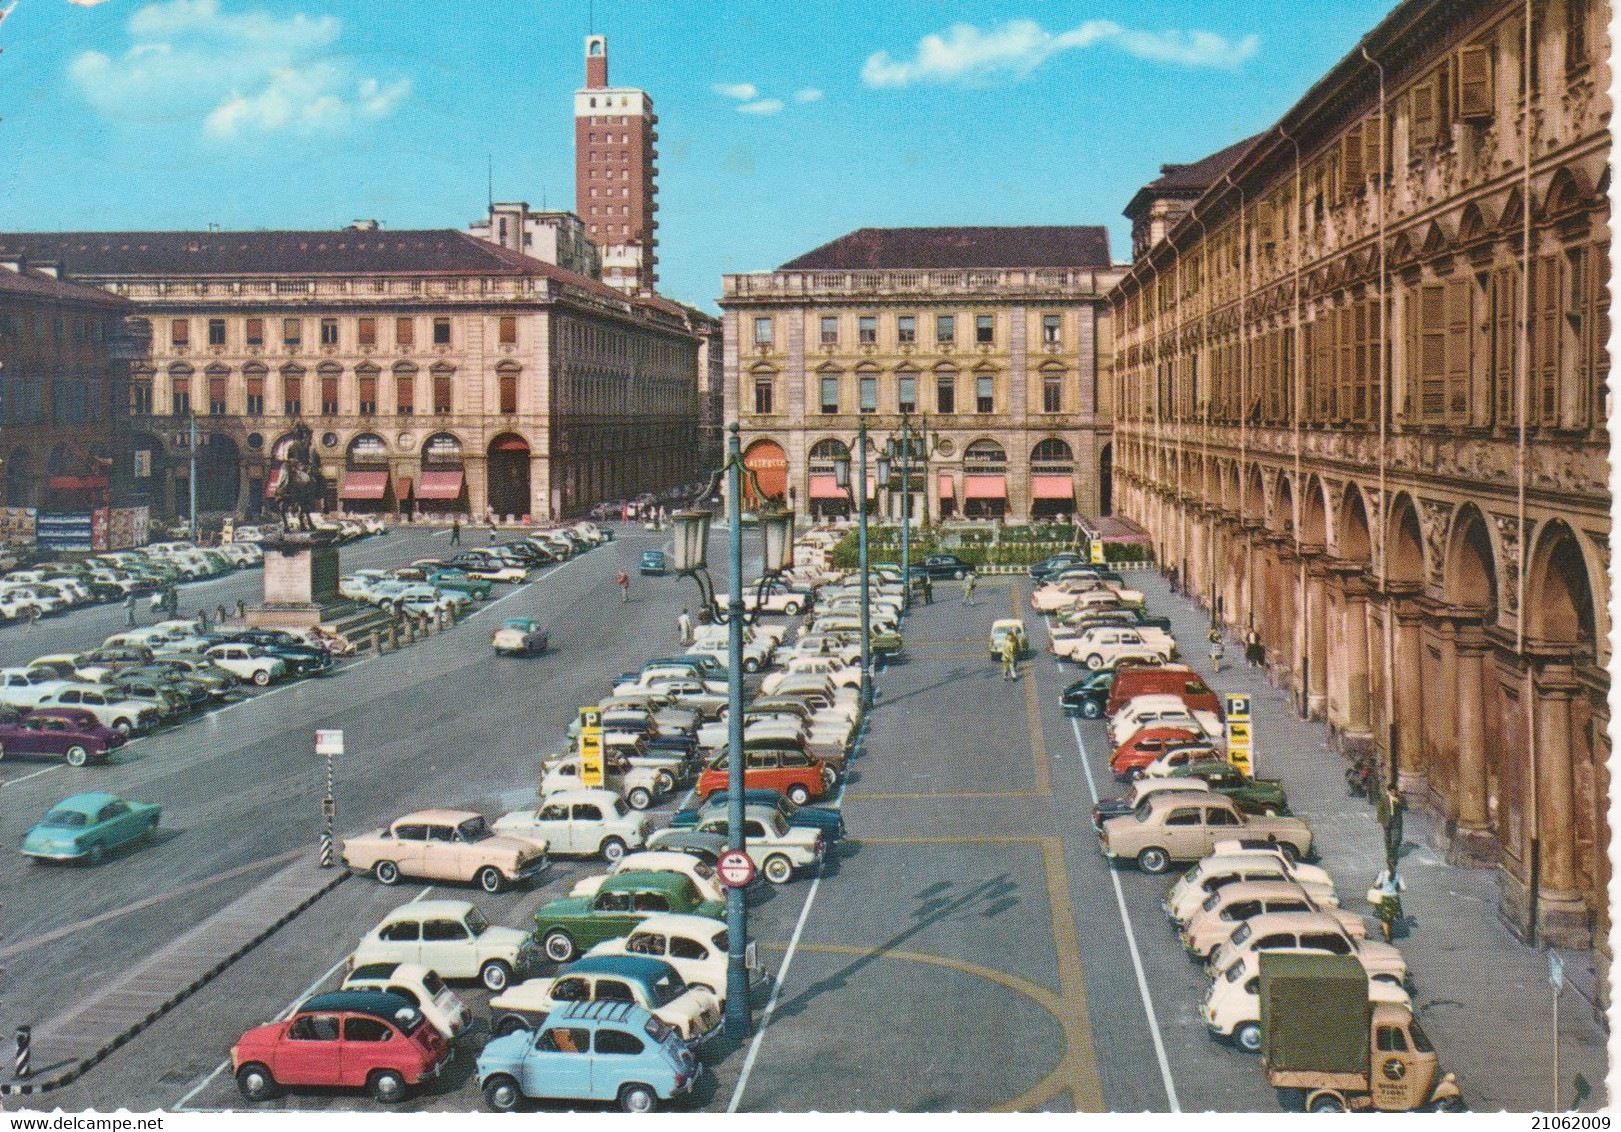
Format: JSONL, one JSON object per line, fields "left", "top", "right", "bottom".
{"left": 35, "top": 685, "right": 161, "bottom": 736}
{"left": 488, "top": 963, "right": 721, "bottom": 1044}
{"left": 539, "top": 754, "right": 667, "bottom": 810}
{"left": 783, "top": 635, "right": 862, "bottom": 666}
{"left": 1164, "top": 848, "right": 1339, "bottom": 928}
{"left": 1050, "top": 621, "right": 1177, "bottom": 662}
{"left": 0, "top": 667, "right": 73, "bottom": 709}
{"left": 1108, "top": 694, "right": 1223, "bottom": 747}
{"left": 568, "top": 850, "right": 726, "bottom": 903}
{"left": 689, "top": 804, "right": 824, "bottom": 885}
{"left": 760, "top": 656, "right": 861, "bottom": 695}
{"left": 1064, "top": 626, "right": 1171, "bottom": 671}
{"left": 349, "top": 899, "right": 535, "bottom": 992}
{"left": 452, "top": 559, "right": 528, "bottom": 583}
{"left": 341, "top": 960, "right": 472, "bottom": 1040}
{"left": 492, "top": 789, "right": 649, "bottom": 862}
{"left": 205, "top": 643, "right": 287, "bottom": 686}
{"left": 687, "top": 638, "right": 774, "bottom": 675}
{"left": 615, "top": 668, "right": 728, "bottom": 698}
{"left": 711, "top": 581, "right": 813, "bottom": 616}
{"left": 585, "top": 913, "right": 767, "bottom": 1003}
{"left": 1203, "top": 950, "right": 1409, "bottom": 1054}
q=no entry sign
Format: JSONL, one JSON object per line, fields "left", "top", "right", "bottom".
{"left": 716, "top": 848, "right": 756, "bottom": 888}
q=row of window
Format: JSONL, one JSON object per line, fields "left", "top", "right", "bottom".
{"left": 135, "top": 370, "right": 521, "bottom": 418}
{"left": 0, "top": 310, "right": 114, "bottom": 345}
{"left": 0, "top": 376, "right": 106, "bottom": 426}
{"left": 753, "top": 371, "right": 1008, "bottom": 416}
{"left": 753, "top": 312, "right": 1068, "bottom": 349}
{"left": 164, "top": 314, "right": 522, "bottom": 352}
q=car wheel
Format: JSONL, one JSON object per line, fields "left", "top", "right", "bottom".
{"left": 374, "top": 860, "right": 401, "bottom": 885}
{"left": 600, "top": 836, "right": 627, "bottom": 863}
{"left": 627, "top": 787, "right": 652, "bottom": 810}
{"left": 1308, "top": 1093, "right": 1347, "bottom": 1113}
{"left": 235, "top": 1063, "right": 279, "bottom": 1102}
{"left": 1234, "top": 1022, "right": 1262, "bottom": 1053}
{"left": 1433, "top": 1097, "right": 1467, "bottom": 1113}
{"left": 492, "top": 1014, "right": 529, "bottom": 1039}
{"left": 65, "top": 745, "right": 90, "bottom": 768}
{"left": 1085, "top": 654, "right": 1105, "bottom": 670}
{"left": 618, "top": 1083, "right": 658, "bottom": 1114}
{"left": 1277, "top": 842, "right": 1301, "bottom": 865}
{"left": 1137, "top": 847, "right": 1171, "bottom": 875}
{"left": 1080, "top": 699, "right": 1103, "bottom": 720}
{"left": 252, "top": 669, "right": 272, "bottom": 687}
{"left": 784, "top": 601, "right": 802, "bottom": 615}
{"left": 113, "top": 718, "right": 133, "bottom": 737}
{"left": 763, "top": 855, "right": 794, "bottom": 885}
{"left": 787, "top": 784, "right": 811, "bottom": 806}
{"left": 367, "top": 1068, "right": 408, "bottom": 1104}
{"left": 477, "top": 866, "right": 506, "bottom": 894}
{"left": 480, "top": 959, "right": 513, "bottom": 992}
{"left": 743, "top": 657, "right": 760, "bottom": 673}
{"left": 542, "top": 930, "right": 576, "bottom": 964}
{"left": 655, "top": 771, "right": 675, "bottom": 795}
{"left": 0, "top": 741, "right": 6, "bottom": 761}
{"left": 483, "top": 1074, "right": 523, "bottom": 1113}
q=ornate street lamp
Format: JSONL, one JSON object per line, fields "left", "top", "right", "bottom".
{"left": 832, "top": 424, "right": 874, "bottom": 710}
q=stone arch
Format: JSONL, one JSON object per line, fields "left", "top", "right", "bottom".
{"left": 1385, "top": 492, "right": 1425, "bottom": 585}
{"left": 1098, "top": 442, "right": 1112, "bottom": 516}
{"left": 1458, "top": 201, "right": 1490, "bottom": 247}
{"left": 741, "top": 438, "right": 787, "bottom": 505}
{"left": 1244, "top": 464, "right": 1265, "bottom": 523}
{"left": 1031, "top": 437, "right": 1073, "bottom": 464}
{"left": 1300, "top": 475, "right": 1329, "bottom": 549}
{"left": 1495, "top": 187, "right": 1528, "bottom": 235}
{"left": 486, "top": 432, "right": 532, "bottom": 519}
{"left": 1271, "top": 473, "right": 1295, "bottom": 538}
{"left": 1542, "top": 165, "right": 1594, "bottom": 220}
{"left": 1442, "top": 504, "right": 1498, "bottom": 613}
{"left": 1525, "top": 520, "right": 1597, "bottom": 651}
{"left": 1338, "top": 483, "right": 1373, "bottom": 564}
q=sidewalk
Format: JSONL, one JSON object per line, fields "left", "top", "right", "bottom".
{"left": 1146, "top": 572, "right": 1608, "bottom": 1111}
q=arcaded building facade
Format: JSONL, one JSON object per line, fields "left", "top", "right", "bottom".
{"left": 723, "top": 227, "right": 1123, "bottom": 522}
{"left": 0, "top": 230, "right": 702, "bottom": 522}
{"left": 1108, "top": 0, "right": 1610, "bottom": 950}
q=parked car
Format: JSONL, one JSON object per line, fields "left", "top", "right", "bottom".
{"left": 688, "top": 804, "right": 824, "bottom": 884}
{"left": 1165, "top": 848, "right": 1340, "bottom": 927}
{"left": 1181, "top": 880, "right": 1356, "bottom": 962}
{"left": 1060, "top": 669, "right": 1115, "bottom": 719}
{"left": 569, "top": 849, "right": 726, "bottom": 903}
{"left": 540, "top": 753, "right": 668, "bottom": 810}
{"left": 476, "top": 1000, "right": 699, "bottom": 1113}
{"left": 1098, "top": 793, "right": 1314, "bottom": 874}
{"left": 1108, "top": 694, "right": 1223, "bottom": 747}
{"left": 492, "top": 789, "right": 650, "bottom": 862}
{"left": 695, "top": 748, "right": 830, "bottom": 806}
{"left": 488, "top": 955, "right": 721, "bottom": 1043}
{"left": 1160, "top": 759, "right": 1290, "bottom": 816}
{"left": 639, "top": 550, "right": 668, "bottom": 576}
{"left": 340, "top": 961, "right": 473, "bottom": 1041}
{"left": 492, "top": 618, "right": 549, "bottom": 656}
{"left": 916, "top": 553, "right": 976, "bottom": 580}
{"left": 349, "top": 899, "right": 538, "bottom": 992}
{"left": 533, "top": 872, "right": 725, "bottom": 964}
{"left": 1109, "top": 725, "right": 1208, "bottom": 780}
{"left": 1207, "top": 911, "right": 1406, "bottom": 985}
{"left": 232, "top": 990, "right": 452, "bottom": 1103}
{"left": 0, "top": 712, "right": 119, "bottom": 766}
{"left": 585, "top": 912, "right": 765, "bottom": 1004}
{"left": 1028, "top": 552, "right": 1088, "bottom": 580}
{"left": 667, "top": 787, "right": 846, "bottom": 844}
{"left": 20, "top": 791, "right": 160, "bottom": 863}
{"left": 341, "top": 810, "right": 549, "bottom": 893}
{"left": 205, "top": 643, "right": 286, "bottom": 686}
{"left": 1090, "top": 779, "right": 1214, "bottom": 831}
{"left": 1105, "top": 663, "right": 1219, "bottom": 718}
{"left": 1203, "top": 949, "right": 1410, "bottom": 1054}
{"left": 1064, "top": 626, "right": 1170, "bottom": 671}
{"left": 987, "top": 618, "right": 1028, "bottom": 659}
{"left": 34, "top": 686, "right": 161, "bottom": 736}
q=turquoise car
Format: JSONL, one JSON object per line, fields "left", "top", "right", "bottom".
{"left": 21, "top": 791, "right": 160, "bottom": 863}
{"left": 428, "top": 568, "right": 493, "bottom": 600}
{"left": 477, "top": 1000, "right": 699, "bottom": 1113}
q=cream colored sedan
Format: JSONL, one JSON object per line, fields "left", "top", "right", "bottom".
{"left": 1180, "top": 879, "right": 1355, "bottom": 962}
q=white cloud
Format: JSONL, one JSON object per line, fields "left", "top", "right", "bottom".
{"left": 67, "top": 0, "right": 119, "bottom": 6}
{"left": 793, "top": 87, "right": 823, "bottom": 103}
{"left": 712, "top": 81, "right": 757, "bottom": 100}
{"left": 68, "top": 0, "right": 411, "bottom": 139}
{"left": 736, "top": 98, "right": 784, "bottom": 115}
{"left": 861, "top": 17, "right": 1257, "bottom": 88}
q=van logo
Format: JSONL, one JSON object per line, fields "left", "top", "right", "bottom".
{"left": 1381, "top": 1057, "right": 1407, "bottom": 1082}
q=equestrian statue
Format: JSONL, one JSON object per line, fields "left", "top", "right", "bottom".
{"left": 273, "top": 421, "right": 327, "bottom": 532}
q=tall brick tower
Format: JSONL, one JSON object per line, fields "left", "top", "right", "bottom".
{"left": 574, "top": 35, "right": 659, "bottom": 296}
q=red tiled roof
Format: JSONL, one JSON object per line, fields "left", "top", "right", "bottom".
{"left": 0, "top": 266, "right": 130, "bottom": 309}
{"left": 1123, "top": 134, "right": 1262, "bottom": 220}
{"left": 779, "top": 226, "right": 1111, "bottom": 271}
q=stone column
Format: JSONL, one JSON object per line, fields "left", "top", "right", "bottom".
{"left": 1393, "top": 597, "right": 1426, "bottom": 794}
{"left": 1303, "top": 555, "right": 1328, "bottom": 719}
{"left": 1339, "top": 574, "right": 1373, "bottom": 748}
{"left": 1449, "top": 629, "right": 1497, "bottom": 864}
{"left": 1533, "top": 667, "right": 1590, "bottom": 947}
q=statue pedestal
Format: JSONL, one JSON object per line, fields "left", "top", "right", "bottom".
{"left": 248, "top": 532, "right": 343, "bottom": 630}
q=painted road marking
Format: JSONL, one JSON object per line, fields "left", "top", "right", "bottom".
{"left": 0, "top": 764, "right": 61, "bottom": 790}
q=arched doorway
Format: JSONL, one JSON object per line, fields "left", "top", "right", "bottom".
{"left": 807, "top": 439, "right": 849, "bottom": 519}
{"left": 418, "top": 433, "right": 468, "bottom": 516}
{"left": 1028, "top": 438, "right": 1074, "bottom": 519}
{"left": 741, "top": 440, "right": 787, "bottom": 508}
{"left": 962, "top": 439, "right": 1007, "bottom": 519}
{"left": 1439, "top": 506, "right": 1500, "bottom": 851}
{"left": 487, "top": 433, "right": 531, "bottom": 519}
{"left": 1098, "top": 443, "right": 1113, "bottom": 516}
{"left": 198, "top": 434, "right": 240, "bottom": 512}
{"left": 5, "top": 448, "right": 35, "bottom": 508}
{"left": 340, "top": 433, "right": 392, "bottom": 515}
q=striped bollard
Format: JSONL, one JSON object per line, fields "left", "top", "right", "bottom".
{"left": 319, "top": 752, "right": 335, "bottom": 868}
{"left": 14, "top": 1025, "right": 30, "bottom": 1079}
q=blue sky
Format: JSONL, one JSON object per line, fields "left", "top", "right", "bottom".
{"left": 2, "top": 0, "right": 1400, "bottom": 312}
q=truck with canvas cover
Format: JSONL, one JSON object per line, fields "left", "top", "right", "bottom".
{"left": 1259, "top": 952, "right": 1463, "bottom": 1112}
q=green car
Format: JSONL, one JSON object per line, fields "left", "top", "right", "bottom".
{"left": 428, "top": 568, "right": 493, "bottom": 600}
{"left": 533, "top": 872, "right": 724, "bottom": 964}
{"left": 21, "top": 791, "right": 161, "bottom": 863}
{"left": 1168, "top": 759, "right": 1291, "bottom": 816}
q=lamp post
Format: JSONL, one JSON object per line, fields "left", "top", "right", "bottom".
{"left": 669, "top": 424, "right": 794, "bottom": 1040}
{"left": 900, "top": 413, "right": 912, "bottom": 609}
{"left": 832, "top": 422, "right": 872, "bottom": 711}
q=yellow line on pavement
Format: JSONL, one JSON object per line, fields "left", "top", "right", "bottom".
{"left": 844, "top": 790, "right": 1044, "bottom": 800}
{"left": 850, "top": 834, "right": 1042, "bottom": 845}
{"left": 1012, "top": 578, "right": 1052, "bottom": 796}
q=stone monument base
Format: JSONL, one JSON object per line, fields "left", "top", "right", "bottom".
{"left": 250, "top": 531, "right": 342, "bottom": 631}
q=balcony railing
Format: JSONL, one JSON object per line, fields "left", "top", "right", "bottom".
{"left": 723, "top": 266, "right": 1118, "bottom": 300}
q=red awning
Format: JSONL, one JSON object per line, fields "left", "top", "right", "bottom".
{"left": 1030, "top": 475, "right": 1075, "bottom": 500}
{"left": 396, "top": 476, "right": 413, "bottom": 499}
{"left": 491, "top": 436, "right": 530, "bottom": 453}
{"left": 339, "top": 470, "right": 389, "bottom": 501}
{"left": 937, "top": 474, "right": 955, "bottom": 498}
{"left": 47, "top": 475, "right": 109, "bottom": 491}
{"left": 417, "top": 468, "right": 465, "bottom": 500}
{"left": 808, "top": 475, "right": 843, "bottom": 500}
{"left": 964, "top": 475, "right": 1007, "bottom": 500}
{"left": 265, "top": 467, "right": 284, "bottom": 498}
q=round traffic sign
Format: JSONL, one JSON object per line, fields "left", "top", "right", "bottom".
{"left": 716, "top": 848, "right": 756, "bottom": 888}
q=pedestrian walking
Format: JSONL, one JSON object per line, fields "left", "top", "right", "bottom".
{"left": 124, "top": 594, "right": 138, "bottom": 627}
{"left": 236, "top": 598, "right": 247, "bottom": 621}
{"left": 196, "top": 608, "right": 210, "bottom": 632}
{"left": 962, "top": 573, "right": 977, "bottom": 606}
{"left": 1208, "top": 626, "right": 1225, "bottom": 672}
{"left": 1382, "top": 786, "right": 1406, "bottom": 874}
{"left": 1000, "top": 632, "right": 1019, "bottom": 681}
{"left": 217, "top": 603, "right": 228, "bottom": 626}
{"left": 450, "top": 518, "right": 461, "bottom": 546}
{"left": 921, "top": 576, "right": 933, "bottom": 605}
{"left": 617, "top": 570, "right": 631, "bottom": 602}
{"left": 677, "top": 608, "right": 694, "bottom": 645}
{"left": 1368, "top": 868, "right": 1407, "bottom": 942}
{"left": 25, "top": 603, "right": 39, "bottom": 632}
{"left": 1244, "top": 628, "right": 1263, "bottom": 668}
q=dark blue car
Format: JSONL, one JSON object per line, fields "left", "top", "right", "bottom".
{"left": 639, "top": 550, "right": 668, "bottom": 576}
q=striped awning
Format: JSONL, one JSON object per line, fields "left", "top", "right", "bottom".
{"left": 417, "top": 469, "right": 465, "bottom": 501}
{"left": 963, "top": 475, "right": 1007, "bottom": 500}
{"left": 339, "top": 470, "right": 389, "bottom": 501}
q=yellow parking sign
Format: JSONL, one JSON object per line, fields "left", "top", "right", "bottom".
{"left": 579, "top": 706, "right": 605, "bottom": 788}
{"left": 1090, "top": 540, "right": 1106, "bottom": 565}
{"left": 1224, "top": 693, "right": 1253, "bottom": 775}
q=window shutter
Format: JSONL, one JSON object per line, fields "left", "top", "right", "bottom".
{"left": 1341, "top": 125, "right": 1364, "bottom": 189}
{"left": 1456, "top": 44, "right": 1494, "bottom": 119}
{"left": 1444, "top": 278, "right": 1473, "bottom": 421}
{"left": 1256, "top": 201, "right": 1275, "bottom": 252}
{"left": 1351, "top": 301, "right": 1369, "bottom": 422}
{"left": 1302, "top": 322, "right": 1317, "bottom": 420}
{"left": 1492, "top": 266, "right": 1519, "bottom": 426}
{"left": 1531, "top": 254, "right": 1562, "bottom": 424}
{"left": 1584, "top": 244, "right": 1610, "bottom": 430}
{"left": 1316, "top": 313, "right": 1335, "bottom": 421}
{"left": 1419, "top": 283, "right": 1448, "bottom": 418}
{"left": 1365, "top": 296, "right": 1385, "bottom": 424}
{"left": 1363, "top": 113, "right": 1386, "bottom": 180}
{"left": 1337, "top": 306, "right": 1356, "bottom": 421}
{"left": 1410, "top": 76, "right": 1438, "bottom": 148}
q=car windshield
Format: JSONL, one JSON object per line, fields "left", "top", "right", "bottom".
{"left": 457, "top": 817, "right": 492, "bottom": 842}
{"left": 1202, "top": 892, "right": 1221, "bottom": 912}
{"left": 1134, "top": 805, "right": 1153, "bottom": 823}
{"left": 1230, "top": 922, "right": 1253, "bottom": 946}
{"left": 465, "top": 908, "right": 489, "bottom": 936}
{"left": 422, "top": 970, "right": 448, "bottom": 996}
{"left": 41, "top": 808, "right": 88, "bottom": 828}
{"left": 649, "top": 973, "right": 687, "bottom": 1008}
{"left": 1224, "top": 961, "right": 1245, "bottom": 984}
{"left": 1408, "top": 1019, "right": 1434, "bottom": 1053}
